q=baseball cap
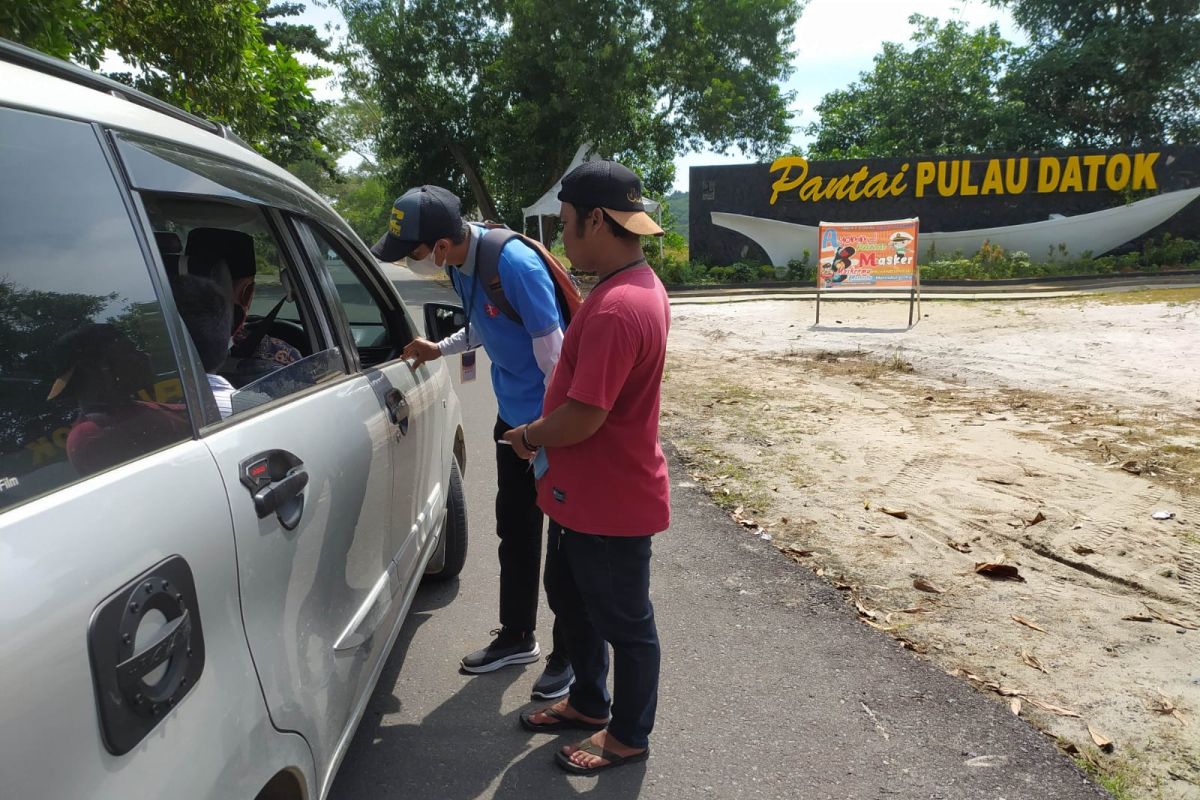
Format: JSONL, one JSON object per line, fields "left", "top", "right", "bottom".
{"left": 370, "top": 185, "right": 463, "bottom": 262}
{"left": 557, "top": 160, "right": 664, "bottom": 236}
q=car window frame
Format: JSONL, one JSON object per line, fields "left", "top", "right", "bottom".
{"left": 289, "top": 216, "right": 417, "bottom": 374}
{"left": 0, "top": 107, "right": 207, "bottom": 516}
{"left": 105, "top": 128, "right": 360, "bottom": 430}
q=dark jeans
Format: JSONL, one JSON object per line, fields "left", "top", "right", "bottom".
{"left": 544, "top": 521, "right": 660, "bottom": 749}
{"left": 494, "top": 417, "right": 564, "bottom": 656}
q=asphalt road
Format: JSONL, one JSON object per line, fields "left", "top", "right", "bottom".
{"left": 327, "top": 269, "right": 1108, "bottom": 800}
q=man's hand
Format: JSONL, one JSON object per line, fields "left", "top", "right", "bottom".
{"left": 401, "top": 337, "right": 441, "bottom": 368}
{"left": 502, "top": 426, "right": 535, "bottom": 460}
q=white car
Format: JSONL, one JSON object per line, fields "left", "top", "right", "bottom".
{"left": 0, "top": 38, "right": 468, "bottom": 800}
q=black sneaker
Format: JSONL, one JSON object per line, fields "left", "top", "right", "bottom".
{"left": 531, "top": 653, "right": 575, "bottom": 699}
{"left": 461, "top": 628, "right": 541, "bottom": 673}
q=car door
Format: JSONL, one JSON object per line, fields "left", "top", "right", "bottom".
{"left": 294, "top": 219, "right": 446, "bottom": 579}
{"left": 0, "top": 107, "right": 311, "bottom": 800}
{"left": 110, "top": 130, "right": 407, "bottom": 794}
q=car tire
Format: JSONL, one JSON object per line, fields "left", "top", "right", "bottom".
{"left": 425, "top": 456, "right": 467, "bottom": 581}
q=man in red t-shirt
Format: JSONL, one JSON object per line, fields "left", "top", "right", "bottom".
{"left": 502, "top": 160, "right": 670, "bottom": 775}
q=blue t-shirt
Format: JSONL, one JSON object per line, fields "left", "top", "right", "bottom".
{"left": 449, "top": 227, "right": 564, "bottom": 426}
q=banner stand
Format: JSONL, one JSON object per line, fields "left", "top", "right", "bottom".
{"left": 814, "top": 218, "right": 920, "bottom": 328}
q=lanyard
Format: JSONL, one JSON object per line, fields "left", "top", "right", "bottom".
{"left": 595, "top": 257, "right": 647, "bottom": 287}
{"left": 460, "top": 265, "right": 481, "bottom": 344}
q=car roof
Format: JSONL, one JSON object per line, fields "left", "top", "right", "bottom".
{"left": 0, "top": 45, "right": 329, "bottom": 216}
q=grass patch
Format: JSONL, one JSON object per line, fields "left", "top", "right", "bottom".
{"left": 1068, "top": 287, "right": 1200, "bottom": 306}
{"left": 1073, "top": 749, "right": 1144, "bottom": 800}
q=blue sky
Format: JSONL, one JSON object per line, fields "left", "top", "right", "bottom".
{"left": 295, "top": 0, "right": 1025, "bottom": 193}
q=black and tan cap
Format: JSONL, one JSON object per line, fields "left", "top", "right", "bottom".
{"left": 371, "top": 185, "right": 463, "bottom": 262}
{"left": 557, "top": 160, "right": 663, "bottom": 236}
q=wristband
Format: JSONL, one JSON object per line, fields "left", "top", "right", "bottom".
{"left": 521, "top": 424, "right": 539, "bottom": 452}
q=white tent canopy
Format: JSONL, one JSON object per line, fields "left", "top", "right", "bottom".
{"left": 522, "top": 143, "right": 662, "bottom": 247}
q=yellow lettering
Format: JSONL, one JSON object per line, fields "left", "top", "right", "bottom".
{"left": 1083, "top": 155, "right": 1106, "bottom": 191}
{"left": 846, "top": 166, "right": 871, "bottom": 201}
{"left": 936, "top": 160, "right": 960, "bottom": 197}
{"left": 887, "top": 163, "right": 909, "bottom": 197}
{"left": 769, "top": 156, "right": 808, "bottom": 205}
{"left": 915, "top": 161, "right": 936, "bottom": 198}
{"left": 1105, "top": 154, "right": 1131, "bottom": 191}
{"left": 1037, "top": 157, "right": 1061, "bottom": 192}
{"left": 981, "top": 159, "right": 1004, "bottom": 195}
{"left": 959, "top": 160, "right": 979, "bottom": 196}
{"left": 25, "top": 437, "right": 59, "bottom": 467}
{"left": 1059, "top": 156, "right": 1083, "bottom": 192}
{"left": 862, "top": 173, "right": 889, "bottom": 198}
{"left": 154, "top": 378, "right": 184, "bottom": 404}
{"left": 798, "top": 176, "right": 823, "bottom": 202}
{"left": 1132, "top": 152, "right": 1160, "bottom": 190}
{"left": 822, "top": 174, "right": 851, "bottom": 201}
{"left": 1005, "top": 158, "right": 1029, "bottom": 194}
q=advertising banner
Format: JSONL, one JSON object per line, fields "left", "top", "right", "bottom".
{"left": 817, "top": 218, "right": 919, "bottom": 289}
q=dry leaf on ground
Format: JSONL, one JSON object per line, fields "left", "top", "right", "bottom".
{"left": 1070, "top": 543, "right": 1096, "bottom": 555}
{"left": 1144, "top": 605, "right": 1199, "bottom": 631}
{"left": 1088, "top": 725, "right": 1114, "bottom": 752}
{"left": 853, "top": 596, "right": 878, "bottom": 620}
{"left": 913, "top": 577, "right": 946, "bottom": 594}
{"left": 879, "top": 507, "right": 909, "bottom": 519}
{"left": 947, "top": 540, "right": 973, "bottom": 553}
{"left": 1023, "top": 696, "right": 1080, "bottom": 717}
{"left": 1012, "top": 615, "right": 1048, "bottom": 633}
{"left": 1021, "top": 650, "right": 1049, "bottom": 673}
{"left": 1151, "top": 693, "right": 1189, "bottom": 726}
{"left": 976, "top": 562, "right": 1026, "bottom": 582}
{"left": 1024, "top": 511, "right": 1047, "bottom": 527}
{"left": 1011, "top": 698, "right": 1022, "bottom": 716}
{"left": 1121, "top": 460, "right": 1143, "bottom": 475}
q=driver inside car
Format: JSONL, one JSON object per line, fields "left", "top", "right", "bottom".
{"left": 180, "top": 227, "right": 302, "bottom": 381}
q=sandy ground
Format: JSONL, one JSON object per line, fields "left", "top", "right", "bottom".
{"left": 662, "top": 290, "right": 1200, "bottom": 799}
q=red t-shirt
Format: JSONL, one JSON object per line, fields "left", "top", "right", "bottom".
{"left": 536, "top": 264, "right": 671, "bottom": 535}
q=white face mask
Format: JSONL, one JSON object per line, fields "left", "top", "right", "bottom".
{"left": 405, "top": 245, "right": 444, "bottom": 277}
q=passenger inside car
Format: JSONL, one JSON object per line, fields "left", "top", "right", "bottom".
{"left": 178, "top": 227, "right": 303, "bottom": 386}
{"left": 171, "top": 274, "right": 236, "bottom": 418}
{"left": 48, "top": 323, "right": 190, "bottom": 475}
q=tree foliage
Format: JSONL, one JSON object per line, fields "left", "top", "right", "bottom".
{"left": 806, "top": 15, "right": 1029, "bottom": 159}
{"left": 1, "top": 1, "right": 335, "bottom": 167}
{"left": 993, "top": 0, "right": 1200, "bottom": 147}
{"left": 333, "top": 0, "right": 804, "bottom": 224}
{"left": 806, "top": 2, "right": 1200, "bottom": 159}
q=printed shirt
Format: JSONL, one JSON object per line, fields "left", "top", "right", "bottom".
{"left": 449, "top": 225, "right": 563, "bottom": 426}
{"left": 536, "top": 265, "right": 671, "bottom": 536}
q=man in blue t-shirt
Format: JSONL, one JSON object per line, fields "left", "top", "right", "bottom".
{"left": 373, "top": 185, "right": 571, "bottom": 700}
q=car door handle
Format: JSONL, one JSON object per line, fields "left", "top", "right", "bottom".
{"left": 240, "top": 450, "right": 308, "bottom": 530}
{"left": 252, "top": 467, "right": 309, "bottom": 528}
{"left": 385, "top": 388, "right": 409, "bottom": 436}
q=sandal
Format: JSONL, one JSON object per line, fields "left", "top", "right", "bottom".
{"left": 555, "top": 738, "right": 650, "bottom": 775}
{"left": 519, "top": 706, "right": 609, "bottom": 733}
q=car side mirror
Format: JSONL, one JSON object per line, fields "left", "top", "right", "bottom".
{"left": 424, "top": 302, "right": 466, "bottom": 342}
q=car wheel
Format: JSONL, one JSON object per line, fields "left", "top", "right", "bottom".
{"left": 424, "top": 456, "right": 467, "bottom": 581}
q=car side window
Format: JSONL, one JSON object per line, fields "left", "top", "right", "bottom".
{"left": 298, "top": 221, "right": 415, "bottom": 368}
{"left": 141, "top": 195, "right": 342, "bottom": 421}
{"left": 0, "top": 108, "right": 192, "bottom": 513}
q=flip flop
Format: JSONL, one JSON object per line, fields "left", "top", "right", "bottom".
{"left": 555, "top": 739, "right": 650, "bottom": 775}
{"left": 519, "top": 706, "right": 609, "bottom": 733}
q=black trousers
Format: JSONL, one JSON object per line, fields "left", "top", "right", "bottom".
{"left": 544, "top": 521, "right": 660, "bottom": 748}
{"left": 494, "top": 417, "right": 564, "bottom": 656}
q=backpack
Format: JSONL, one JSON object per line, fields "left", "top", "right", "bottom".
{"left": 473, "top": 224, "right": 583, "bottom": 328}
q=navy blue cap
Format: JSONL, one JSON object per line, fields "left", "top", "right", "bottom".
{"left": 371, "top": 185, "right": 463, "bottom": 262}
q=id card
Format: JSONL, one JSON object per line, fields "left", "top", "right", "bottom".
{"left": 460, "top": 350, "right": 477, "bottom": 382}
{"left": 532, "top": 447, "right": 549, "bottom": 480}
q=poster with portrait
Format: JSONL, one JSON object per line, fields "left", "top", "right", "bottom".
{"left": 815, "top": 218, "right": 921, "bottom": 326}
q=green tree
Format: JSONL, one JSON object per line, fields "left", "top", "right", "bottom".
{"left": 805, "top": 15, "right": 1029, "bottom": 159}
{"left": 1, "top": 1, "right": 335, "bottom": 167}
{"left": 333, "top": 0, "right": 804, "bottom": 224}
{"left": 993, "top": 0, "right": 1200, "bottom": 146}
